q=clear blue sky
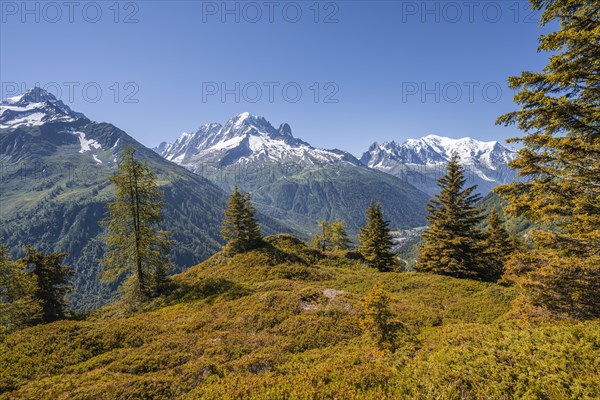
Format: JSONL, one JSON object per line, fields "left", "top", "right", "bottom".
{"left": 1, "top": 1, "right": 553, "bottom": 156}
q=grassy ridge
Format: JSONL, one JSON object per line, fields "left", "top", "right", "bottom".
{"left": 1, "top": 235, "right": 598, "bottom": 399}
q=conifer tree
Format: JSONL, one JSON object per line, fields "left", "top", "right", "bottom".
{"left": 508, "top": 232, "right": 527, "bottom": 254}
{"left": 311, "top": 220, "right": 331, "bottom": 251}
{"left": 495, "top": 0, "right": 600, "bottom": 318}
{"left": 416, "top": 154, "right": 487, "bottom": 280}
{"left": 308, "top": 233, "right": 324, "bottom": 250}
{"left": 0, "top": 240, "right": 42, "bottom": 332}
{"left": 102, "top": 146, "right": 171, "bottom": 298}
{"left": 360, "top": 284, "right": 396, "bottom": 352}
{"left": 22, "top": 246, "right": 73, "bottom": 323}
{"left": 481, "top": 209, "right": 513, "bottom": 281}
{"left": 310, "top": 220, "right": 351, "bottom": 251}
{"left": 221, "top": 186, "right": 263, "bottom": 253}
{"left": 359, "top": 202, "right": 397, "bottom": 272}
{"left": 330, "top": 220, "right": 351, "bottom": 251}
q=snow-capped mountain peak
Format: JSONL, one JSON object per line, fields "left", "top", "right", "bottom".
{"left": 363, "top": 135, "right": 514, "bottom": 169}
{"left": 0, "top": 87, "right": 131, "bottom": 167}
{"left": 6, "top": 86, "right": 60, "bottom": 105}
{"left": 154, "top": 113, "right": 359, "bottom": 168}
{"left": 361, "top": 134, "right": 517, "bottom": 195}
{"left": 0, "top": 87, "right": 85, "bottom": 129}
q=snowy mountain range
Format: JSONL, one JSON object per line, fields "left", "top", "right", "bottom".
{"left": 361, "top": 134, "right": 515, "bottom": 172}
{"left": 155, "top": 112, "right": 430, "bottom": 233}
{"left": 360, "top": 135, "right": 517, "bottom": 195}
{"left": 154, "top": 112, "right": 360, "bottom": 172}
{"left": 157, "top": 114, "right": 517, "bottom": 196}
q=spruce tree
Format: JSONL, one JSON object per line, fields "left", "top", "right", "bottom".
{"left": 481, "top": 209, "right": 513, "bottom": 281}
{"left": 0, "top": 240, "right": 42, "bottom": 332}
{"left": 416, "top": 154, "right": 487, "bottom": 280}
{"left": 359, "top": 202, "right": 397, "bottom": 272}
{"left": 221, "top": 186, "right": 263, "bottom": 253}
{"left": 102, "top": 146, "right": 172, "bottom": 299}
{"left": 241, "top": 192, "right": 262, "bottom": 248}
{"left": 22, "top": 246, "right": 73, "bottom": 323}
{"left": 495, "top": 0, "right": 600, "bottom": 318}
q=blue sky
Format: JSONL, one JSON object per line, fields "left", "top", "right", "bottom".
{"left": 1, "top": 1, "right": 552, "bottom": 156}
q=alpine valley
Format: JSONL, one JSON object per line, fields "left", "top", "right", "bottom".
{"left": 1, "top": 89, "right": 517, "bottom": 312}
{"left": 155, "top": 113, "right": 516, "bottom": 234}
{"left": 3, "top": 2, "right": 600, "bottom": 398}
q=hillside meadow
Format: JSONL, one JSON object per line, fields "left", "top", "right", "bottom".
{"left": 1, "top": 235, "right": 598, "bottom": 399}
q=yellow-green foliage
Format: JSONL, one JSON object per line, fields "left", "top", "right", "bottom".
{"left": 360, "top": 284, "right": 397, "bottom": 352}
{"left": 495, "top": 0, "right": 600, "bottom": 319}
{"left": 0, "top": 234, "right": 598, "bottom": 399}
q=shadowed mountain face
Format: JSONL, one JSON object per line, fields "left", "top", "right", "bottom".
{"left": 361, "top": 135, "right": 518, "bottom": 196}
{"left": 0, "top": 89, "right": 293, "bottom": 312}
{"left": 155, "top": 113, "right": 430, "bottom": 235}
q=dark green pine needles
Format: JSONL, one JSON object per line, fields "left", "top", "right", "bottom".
{"left": 221, "top": 186, "right": 263, "bottom": 254}
{"left": 359, "top": 202, "right": 397, "bottom": 272}
{"left": 417, "top": 154, "right": 488, "bottom": 280}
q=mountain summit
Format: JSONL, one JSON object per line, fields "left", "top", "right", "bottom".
{"left": 0, "top": 87, "right": 85, "bottom": 129}
{"left": 155, "top": 112, "right": 360, "bottom": 169}
{"left": 361, "top": 135, "right": 517, "bottom": 195}
{"left": 362, "top": 134, "right": 515, "bottom": 168}
{"left": 154, "top": 113, "right": 430, "bottom": 235}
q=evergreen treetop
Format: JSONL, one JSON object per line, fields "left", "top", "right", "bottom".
{"left": 221, "top": 186, "right": 263, "bottom": 254}
{"left": 0, "top": 240, "right": 42, "bottom": 332}
{"left": 417, "top": 153, "right": 488, "bottom": 280}
{"left": 22, "top": 246, "right": 73, "bottom": 323}
{"left": 358, "top": 202, "right": 397, "bottom": 272}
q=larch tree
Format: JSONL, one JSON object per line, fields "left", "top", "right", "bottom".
{"left": 495, "top": 0, "right": 600, "bottom": 318}
{"left": 102, "top": 146, "right": 171, "bottom": 299}
{"left": 358, "top": 202, "right": 397, "bottom": 272}
{"left": 360, "top": 284, "right": 397, "bottom": 353}
{"left": 416, "top": 153, "right": 487, "bottom": 280}
{"left": 221, "top": 186, "right": 263, "bottom": 253}
{"left": 310, "top": 220, "right": 351, "bottom": 251}
{"left": 330, "top": 220, "right": 351, "bottom": 251}
{"left": 311, "top": 220, "right": 331, "bottom": 251}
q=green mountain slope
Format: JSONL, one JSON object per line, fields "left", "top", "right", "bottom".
{"left": 478, "top": 191, "right": 533, "bottom": 234}
{"left": 1, "top": 235, "right": 597, "bottom": 399}
{"left": 0, "top": 115, "right": 295, "bottom": 312}
{"left": 155, "top": 113, "right": 431, "bottom": 236}
{"left": 249, "top": 164, "right": 430, "bottom": 235}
